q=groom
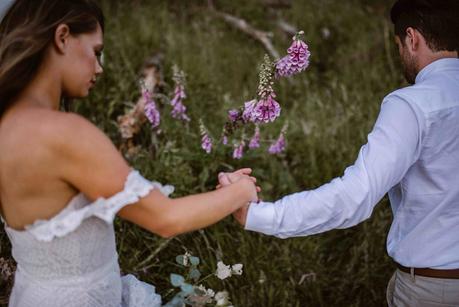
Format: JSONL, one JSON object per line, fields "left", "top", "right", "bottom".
{"left": 220, "top": 0, "right": 459, "bottom": 305}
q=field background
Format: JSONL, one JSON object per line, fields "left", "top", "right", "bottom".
{"left": 0, "top": 0, "right": 406, "bottom": 306}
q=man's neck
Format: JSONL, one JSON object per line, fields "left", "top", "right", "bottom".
{"left": 418, "top": 50, "right": 458, "bottom": 73}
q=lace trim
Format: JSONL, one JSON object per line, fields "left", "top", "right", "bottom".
{"left": 25, "top": 169, "right": 174, "bottom": 242}
{"left": 121, "top": 274, "right": 162, "bottom": 306}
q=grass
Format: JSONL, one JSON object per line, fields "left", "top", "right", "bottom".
{"left": 0, "top": 0, "right": 406, "bottom": 306}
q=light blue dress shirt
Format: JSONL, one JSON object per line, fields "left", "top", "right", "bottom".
{"left": 245, "top": 58, "right": 459, "bottom": 269}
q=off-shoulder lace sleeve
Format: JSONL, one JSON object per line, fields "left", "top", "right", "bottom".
{"left": 25, "top": 169, "right": 175, "bottom": 242}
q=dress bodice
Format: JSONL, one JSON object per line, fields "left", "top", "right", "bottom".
{"left": 4, "top": 193, "right": 118, "bottom": 281}
{"left": 1, "top": 169, "right": 174, "bottom": 307}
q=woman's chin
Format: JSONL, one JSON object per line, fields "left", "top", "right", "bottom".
{"left": 79, "top": 88, "right": 91, "bottom": 97}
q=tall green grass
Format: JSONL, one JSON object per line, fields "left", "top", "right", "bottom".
{"left": 0, "top": 0, "right": 406, "bottom": 306}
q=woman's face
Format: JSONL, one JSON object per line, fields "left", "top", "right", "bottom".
{"left": 61, "top": 23, "right": 104, "bottom": 98}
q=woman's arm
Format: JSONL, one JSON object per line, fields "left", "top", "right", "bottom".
{"left": 48, "top": 112, "right": 257, "bottom": 238}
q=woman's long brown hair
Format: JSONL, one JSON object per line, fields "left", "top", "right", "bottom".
{"left": 0, "top": 0, "right": 104, "bottom": 118}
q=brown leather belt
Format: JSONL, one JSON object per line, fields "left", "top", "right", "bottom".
{"left": 396, "top": 263, "right": 459, "bottom": 279}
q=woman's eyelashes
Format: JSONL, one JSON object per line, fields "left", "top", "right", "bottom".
{"left": 95, "top": 50, "right": 104, "bottom": 67}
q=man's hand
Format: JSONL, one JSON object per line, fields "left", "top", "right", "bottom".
{"left": 233, "top": 203, "right": 249, "bottom": 227}
{"left": 216, "top": 168, "right": 260, "bottom": 227}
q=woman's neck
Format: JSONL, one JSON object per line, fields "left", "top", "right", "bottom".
{"left": 15, "top": 63, "right": 62, "bottom": 111}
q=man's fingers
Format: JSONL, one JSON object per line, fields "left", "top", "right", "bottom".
{"left": 235, "top": 168, "right": 252, "bottom": 175}
{"left": 218, "top": 172, "right": 231, "bottom": 185}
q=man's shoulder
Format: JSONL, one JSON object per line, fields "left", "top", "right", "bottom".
{"left": 384, "top": 83, "right": 427, "bottom": 100}
{"left": 383, "top": 82, "right": 445, "bottom": 114}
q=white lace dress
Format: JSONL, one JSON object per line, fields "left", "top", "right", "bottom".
{"left": 1, "top": 169, "right": 174, "bottom": 307}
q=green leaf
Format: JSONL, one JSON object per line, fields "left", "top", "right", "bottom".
{"left": 180, "top": 283, "right": 194, "bottom": 295}
{"left": 170, "top": 273, "right": 185, "bottom": 287}
{"left": 190, "top": 268, "right": 201, "bottom": 281}
{"left": 175, "top": 255, "right": 185, "bottom": 265}
{"left": 189, "top": 256, "right": 200, "bottom": 266}
{"left": 163, "top": 292, "right": 186, "bottom": 307}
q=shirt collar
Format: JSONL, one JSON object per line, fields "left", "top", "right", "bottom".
{"left": 415, "top": 58, "right": 459, "bottom": 84}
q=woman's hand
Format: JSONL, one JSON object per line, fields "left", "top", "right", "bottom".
{"left": 217, "top": 168, "right": 261, "bottom": 194}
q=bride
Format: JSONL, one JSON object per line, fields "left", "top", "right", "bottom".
{"left": 0, "top": 1, "right": 258, "bottom": 306}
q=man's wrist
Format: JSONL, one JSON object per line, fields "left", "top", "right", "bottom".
{"left": 244, "top": 201, "right": 276, "bottom": 235}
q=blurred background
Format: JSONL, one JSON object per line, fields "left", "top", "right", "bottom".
{"left": 0, "top": 0, "right": 406, "bottom": 306}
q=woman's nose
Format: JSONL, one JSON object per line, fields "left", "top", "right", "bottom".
{"left": 95, "top": 60, "right": 103, "bottom": 75}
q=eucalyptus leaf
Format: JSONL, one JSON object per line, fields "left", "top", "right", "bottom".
{"left": 180, "top": 283, "right": 194, "bottom": 295}
{"left": 190, "top": 268, "right": 201, "bottom": 281}
{"left": 175, "top": 255, "right": 185, "bottom": 265}
{"left": 170, "top": 273, "right": 185, "bottom": 287}
{"left": 189, "top": 256, "right": 200, "bottom": 266}
{"left": 163, "top": 292, "right": 186, "bottom": 307}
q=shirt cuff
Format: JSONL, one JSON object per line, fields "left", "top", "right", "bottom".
{"left": 244, "top": 201, "right": 276, "bottom": 235}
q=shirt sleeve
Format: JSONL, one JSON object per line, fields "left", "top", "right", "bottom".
{"left": 245, "top": 95, "right": 424, "bottom": 238}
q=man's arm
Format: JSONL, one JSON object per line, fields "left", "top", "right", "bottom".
{"left": 244, "top": 95, "right": 424, "bottom": 238}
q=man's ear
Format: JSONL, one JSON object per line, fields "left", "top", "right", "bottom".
{"left": 54, "top": 24, "right": 71, "bottom": 54}
{"left": 404, "top": 27, "right": 421, "bottom": 53}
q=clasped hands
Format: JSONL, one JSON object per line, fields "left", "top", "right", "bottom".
{"left": 216, "top": 168, "right": 261, "bottom": 227}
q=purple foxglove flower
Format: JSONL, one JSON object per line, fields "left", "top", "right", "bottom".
{"left": 249, "top": 126, "right": 260, "bottom": 149}
{"left": 200, "top": 120, "right": 213, "bottom": 154}
{"left": 171, "top": 100, "right": 190, "bottom": 121}
{"left": 250, "top": 94, "right": 281, "bottom": 124}
{"left": 233, "top": 140, "right": 245, "bottom": 159}
{"left": 228, "top": 109, "right": 240, "bottom": 122}
{"left": 171, "top": 84, "right": 186, "bottom": 103}
{"left": 275, "top": 31, "right": 311, "bottom": 78}
{"left": 242, "top": 99, "right": 257, "bottom": 122}
{"left": 201, "top": 133, "right": 212, "bottom": 154}
{"left": 170, "top": 85, "right": 190, "bottom": 121}
{"left": 268, "top": 133, "right": 286, "bottom": 154}
{"left": 222, "top": 135, "right": 228, "bottom": 145}
{"left": 143, "top": 89, "right": 160, "bottom": 128}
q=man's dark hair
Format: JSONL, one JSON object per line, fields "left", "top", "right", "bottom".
{"left": 390, "top": 0, "right": 459, "bottom": 52}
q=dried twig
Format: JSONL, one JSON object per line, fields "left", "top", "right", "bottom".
{"left": 208, "top": 0, "right": 280, "bottom": 59}
{"left": 277, "top": 19, "right": 297, "bottom": 36}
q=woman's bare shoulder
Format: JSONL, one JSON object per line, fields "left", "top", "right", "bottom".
{"left": 10, "top": 108, "right": 132, "bottom": 200}
{"left": 1, "top": 108, "right": 96, "bottom": 143}
{"left": 2, "top": 108, "right": 123, "bottom": 172}
{"left": 6, "top": 109, "right": 109, "bottom": 148}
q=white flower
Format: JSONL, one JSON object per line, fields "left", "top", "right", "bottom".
{"left": 214, "top": 291, "right": 230, "bottom": 306}
{"left": 231, "top": 263, "right": 243, "bottom": 275}
{"left": 183, "top": 251, "right": 191, "bottom": 266}
{"left": 206, "top": 288, "right": 215, "bottom": 298}
{"left": 197, "top": 284, "right": 215, "bottom": 298}
{"left": 216, "top": 261, "right": 232, "bottom": 280}
{"left": 258, "top": 270, "right": 266, "bottom": 284}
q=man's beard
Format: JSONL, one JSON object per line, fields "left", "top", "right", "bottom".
{"left": 401, "top": 51, "right": 418, "bottom": 85}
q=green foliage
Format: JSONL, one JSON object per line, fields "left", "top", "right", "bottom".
{"left": 0, "top": 0, "right": 403, "bottom": 306}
